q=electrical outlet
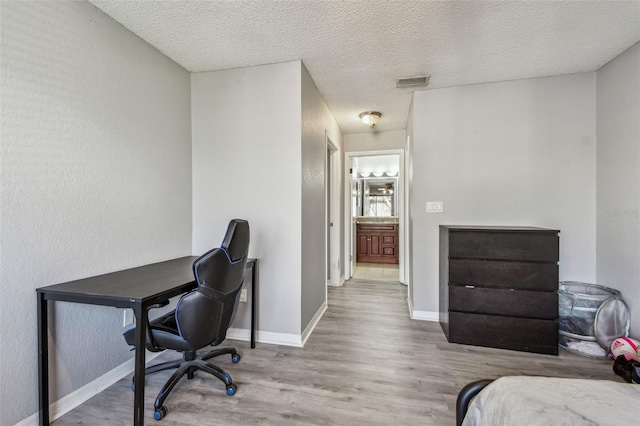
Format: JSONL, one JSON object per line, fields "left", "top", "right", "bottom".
{"left": 122, "top": 309, "right": 134, "bottom": 327}
{"left": 426, "top": 201, "right": 443, "bottom": 213}
{"left": 240, "top": 288, "right": 247, "bottom": 302}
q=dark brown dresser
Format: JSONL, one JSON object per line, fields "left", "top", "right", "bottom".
{"left": 439, "top": 226, "right": 560, "bottom": 355}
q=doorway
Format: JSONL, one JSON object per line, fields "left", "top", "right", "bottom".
{"left": 344, "top": 150, "right": 406, "bottom": 284}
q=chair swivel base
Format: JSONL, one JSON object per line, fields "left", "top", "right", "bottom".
{"left": 131, "top": 347, "right": 241, "bottom": 421}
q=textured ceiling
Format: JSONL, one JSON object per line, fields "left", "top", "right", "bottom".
{"left": 89, "top": 1, "right": 640, "bottom": 134}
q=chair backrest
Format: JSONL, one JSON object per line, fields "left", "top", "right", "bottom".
{"left": 174, "top": 219, "right": 250, "bottom": 348}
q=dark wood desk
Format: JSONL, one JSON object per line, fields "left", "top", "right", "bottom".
{"left": 37, "top": 256, "right": 258, "bottom": 426}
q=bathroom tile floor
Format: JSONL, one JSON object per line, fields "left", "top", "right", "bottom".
{"left": 353, "top": 262, "right": 399, "bottom": 281}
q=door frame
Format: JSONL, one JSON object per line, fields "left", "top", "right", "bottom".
{"left": 344, "top": 149, "right": 407, "bottom": 284}
{"left": 326, "top": 134, "right": 340, "bottom": 290}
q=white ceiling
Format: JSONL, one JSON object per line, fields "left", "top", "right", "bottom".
{"left": 89, "top": 0, "right": 640, "bottom": 134}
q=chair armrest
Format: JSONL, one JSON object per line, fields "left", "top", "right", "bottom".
{"left": 148, "top": 300, "right": 170, "bottom": 310}
{"left": 143, "top": 300, "right": 170, "bottom": 352}
{"left": 456, "top": 379, "right": 493, "bottom": 426}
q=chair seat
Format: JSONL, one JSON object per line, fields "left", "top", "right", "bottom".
{"left": 123, "top": 311, "right": 194, "bottom": 352}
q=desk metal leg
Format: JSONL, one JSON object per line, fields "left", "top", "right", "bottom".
{"left": 133, "top": 303, "right": 148, "bottom": 426}
{"left": 37, "top": 292, "right": 49, "bottom": 426}
{"left": 251, "top": 261, "right": 257, "bottom": 349}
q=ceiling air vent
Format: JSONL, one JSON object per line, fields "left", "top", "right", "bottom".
{"left": 396, "top": 76, "right": 430, "bottom": 88}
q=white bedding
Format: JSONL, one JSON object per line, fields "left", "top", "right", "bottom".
{"left": 462, "top": 376, "right": 640, "bottom": 426}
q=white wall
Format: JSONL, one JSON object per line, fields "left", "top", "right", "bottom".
{"left": 0, "top": 2, "right": 192, "bottom": 425}
{"left": 191, "top": 62, "right": 303, "bottom": 336}
{"left": 344, "top": 130, "right": 406, "bottom": 152}
{"left": 596, "top": 42, "right": 640, "bottom": 336}
{"left": 300, "top": 63, "right": 343, "bottom": 329}
{"left": 411, "top": 73, "right": 597, "bottom": 314}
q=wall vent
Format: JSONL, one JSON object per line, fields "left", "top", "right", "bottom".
{"left": 396, "top": 76, "right": 430, "bottom": 88}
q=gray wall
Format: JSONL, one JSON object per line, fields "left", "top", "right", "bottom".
{"left": 410, "top": 73, "right": 597, "bottom": 313}
{"left": 192, "top": 61, "right": 342, "bottom": 337}
{"left": 596, "top": 42, "right": 640, "bottom": 336}
{"left": 300, "top": 63, "right": 343, "bottom": 330}
{"left": 344, "top": 130, "right": 406, "bottom": 152}
{"left": 0, "top": 2, "right": 192, "bottom": 424}
{"left": 191, "top": 62, "right": 303, "bottom": 335}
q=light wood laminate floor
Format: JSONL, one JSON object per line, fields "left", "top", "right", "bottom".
{"left": 53, "top": 278, "right": 618, "bottom": 425}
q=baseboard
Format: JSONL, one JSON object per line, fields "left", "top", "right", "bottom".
{"left": 224, "top": 327, "right": 252, "bottom": 341}
{"left": 226, "top": 301, "right": 327, "bottom": 349}
{"left": 301, "top": 301, "right": 327, "bottom": 346}
{"left": 411, "top": 309, "right": 439, "bottom": 322}
{"left": 407, "top": 297, "right": 439, "bottom": 322}
{"left": 15, "top": 350, "right": 165, "bottom": 426}
{"left": 226, "top": 328, "right": 304, "bottom": 348}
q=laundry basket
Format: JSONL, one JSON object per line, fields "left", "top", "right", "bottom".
{"left": 558, "top": 281, "right": 621, "bottom": 358}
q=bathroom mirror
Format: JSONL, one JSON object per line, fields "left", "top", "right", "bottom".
{"left": 356, "top": 177, "right": 397, "bottom": 217}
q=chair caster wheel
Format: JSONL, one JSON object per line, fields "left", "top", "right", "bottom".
{"left": 226, "top": 383, "right": 237, "bottom": 396}
{"left": 231, "top": 354, "right": 241, "bottom": 363}
{"left": 154, "top": 406, "right": 167, "bottom": 420}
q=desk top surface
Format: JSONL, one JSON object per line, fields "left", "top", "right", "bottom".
{"left": 37, "top": 256, "right": 200, "bottom": 303}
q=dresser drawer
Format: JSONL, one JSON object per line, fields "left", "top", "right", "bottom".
{"left": 357, "top": 224, "right": 396, "bottom": 232}
{"left": 448, "top": 312, "right": 558, "bottom": 354}
{"left": 449, "top": 286, "right": 557, "bottom": 319}
{"left": 383, "top": 235, "right": 395, "bottom": 244}
{"left": 449, "top": 231, "right": 558, "bottom": 262}
{"left": 449, "top": 259, "right": 558, "bottom": 291}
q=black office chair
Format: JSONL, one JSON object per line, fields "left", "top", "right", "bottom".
{"left": 123, "top": 219, "right": 250, "bottom": 420}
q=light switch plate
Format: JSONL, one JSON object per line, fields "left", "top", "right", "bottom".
{"left": 240, "top": 288, "right": 248, "bottom": 302}
{"left": 426, "top": 201, "right": 443, "bottom": 213}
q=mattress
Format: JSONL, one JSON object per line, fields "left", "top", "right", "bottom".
{"left": 462, "top": 376, "right": 640, "bottom": 426}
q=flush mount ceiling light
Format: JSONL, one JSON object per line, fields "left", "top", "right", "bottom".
{"left": 359, "top": 111, "right": 381, "bottom": 129}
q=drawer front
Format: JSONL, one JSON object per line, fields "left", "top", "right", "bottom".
{"left": 358, "top": 224, "right": 397, "bottom": 232}
{"left": 449, "top": 231, "right": 558, "bottom": 262}
{"left": 449, "top": 259, "right": 558, "bottom": 291}
{"left": 383, "top": 247, "right": 395, "bottom": 256}
{"left": 449, "top": 286, "right": 557, "bottom": 319}
{"left": 448, "top": 312, "right": 558, "bottom": 354}
{"left": 383, "top": 235, "right": 395, "bottom": 244}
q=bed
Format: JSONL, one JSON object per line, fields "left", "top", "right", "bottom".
{"left": 456, "top": 376, "right": 640, "bottom": 426}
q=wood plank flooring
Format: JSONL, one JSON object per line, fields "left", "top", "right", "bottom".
{"left": 53, "top": 278, "right": 618, "bottom": 425}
